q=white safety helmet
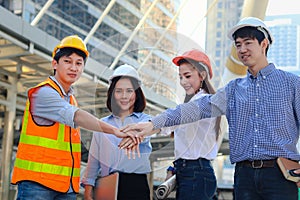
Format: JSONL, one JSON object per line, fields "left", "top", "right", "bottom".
{"left": 109, "top": 64, "right": 141, "bottom": 86}
{"left": 227, "top": 17, "right": 274, "bottom": 45}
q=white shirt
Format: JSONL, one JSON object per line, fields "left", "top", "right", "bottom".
{"left": 161, "top": 90, "right": 219, "bottom": 160}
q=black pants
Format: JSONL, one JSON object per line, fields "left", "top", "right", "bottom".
{"left": 117, "top": 173, "right": 150, "bottom": 200}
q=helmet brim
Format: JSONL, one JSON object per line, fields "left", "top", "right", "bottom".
{"left": 228, "top": 24, "right": 252, "bottom": 41}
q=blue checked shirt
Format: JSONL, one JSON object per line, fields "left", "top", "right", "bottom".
{"left": 152, "top": 64, "right": 300, "bottom": 163}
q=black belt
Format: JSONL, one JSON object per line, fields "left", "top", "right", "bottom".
{"left": 236, "top": 159, "right": 276, "bottom": 168}
{"left": 176, "top": 158, "right": 209, "bottom": 163}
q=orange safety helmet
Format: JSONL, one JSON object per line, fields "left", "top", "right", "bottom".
{"left": 52, "top": 35, "right": 89, "bottom": 58}
{"left": 172, "top": 49, "right": 213, "bottom": 79}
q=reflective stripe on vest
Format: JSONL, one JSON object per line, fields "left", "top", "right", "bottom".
{"left": 12, "top": 77, "right": 81, "bottom": 193}
{"left": 14, "top": 158, "right": 81, "bottom": 177}
{"left": 19, "top": 117, "right": 80, "bottom": 152}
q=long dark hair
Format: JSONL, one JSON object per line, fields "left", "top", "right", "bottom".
{"left": 178, "top": 59, "right": 221, "bottom": 140}
{"left": 106, "top": 76, "right": 146, "bottom": 116}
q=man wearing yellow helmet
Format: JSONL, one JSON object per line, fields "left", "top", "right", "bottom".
{"left": 11, "top": 35, "right": 135, "bottom": 200}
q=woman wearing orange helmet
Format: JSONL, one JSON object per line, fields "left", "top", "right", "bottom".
{"left": 159, "top": 49, "right": 221, "bottom": 200}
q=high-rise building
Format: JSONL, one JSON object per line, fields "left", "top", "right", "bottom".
{"left": 205, "top": 1, "right": 243, "bottom": 195}
{"left": 32, "top": 0, "right": 179, "bottom": 100}
{"left": 265, "top": 14, "right": 300, "bottom": 75}
{"left": 205, "top": 0, "right": 244, "bottom": 88}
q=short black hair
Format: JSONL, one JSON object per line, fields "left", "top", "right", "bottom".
{"left": 233, "top": 26, "right": 265, "bottom": 43}
{"left": 53, "top": 47, "right": 87, "bottom": 63}
{"left": 52, "top": 47, "right": 87, "bottom": 75}
{"left": 233, "top": 26, "right": 270, "bottom": 55}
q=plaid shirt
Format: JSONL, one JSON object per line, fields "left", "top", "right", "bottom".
{"left": 152, "top": 64, "right": 300, "bottom": 163}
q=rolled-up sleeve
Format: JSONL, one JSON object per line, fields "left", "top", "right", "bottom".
{"left": 31, "top": 86, "right": 79, "bottom": 128}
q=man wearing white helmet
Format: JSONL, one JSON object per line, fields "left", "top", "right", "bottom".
{"left": 121, "top": 17, "right": 300, "bottom": 200}
{"left": 82, "top": 64, "right": 152, "bottom": 200}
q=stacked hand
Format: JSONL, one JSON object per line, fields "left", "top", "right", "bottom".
{"left": 121, "top": 122, "right": 155, "bottom": 138}
{"left": 119, "top": 136, "right": 142, "bottom": 159}
{"left": 117, "top": 122, "right": 155, "bottom": 159}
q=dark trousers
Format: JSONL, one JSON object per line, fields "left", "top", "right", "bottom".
{"left": 234, "top": 161, "right": 298, "bottom": 200}
{"left": 117, "top": 173, "right": 150, "bottom": 200}
{"left": 174, "top": 158, "right": 217, "bottom": 200}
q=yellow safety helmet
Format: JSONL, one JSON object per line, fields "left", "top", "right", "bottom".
{"left": 52, "top": 35, "right": 89, "bottom": 58}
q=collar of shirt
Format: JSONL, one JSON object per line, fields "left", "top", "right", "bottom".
{"left": 107, "top": 112, "right": 142, "bottom": 120}
{"left": 49, "top": 76, "right": 74, "bottom": 97}
{"left": 247, "top": 63, "right": 275, "bottom": 80}
{"left": 105, "top": 112, "right": 145, "bottom": 128}
{"left": 190, "top": 88, "right": 208, "bottom": 101}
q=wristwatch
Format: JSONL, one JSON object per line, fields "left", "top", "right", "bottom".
{"left": 167, "top": 166, "right": 175, "bottom": 174}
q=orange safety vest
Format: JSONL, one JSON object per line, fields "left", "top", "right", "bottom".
{"left": 11, "top": 77, "right": 81, "bottom": 193}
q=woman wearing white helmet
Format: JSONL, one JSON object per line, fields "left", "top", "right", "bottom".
{"left": 81, "top": 64, "right": 152, "bottom": 200}
{"left": 121, "top": 17, "right": 300, "bottom": 200}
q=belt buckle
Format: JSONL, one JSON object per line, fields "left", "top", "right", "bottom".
{"left": 251, "top": 160, "right": 263, "bottom": 168}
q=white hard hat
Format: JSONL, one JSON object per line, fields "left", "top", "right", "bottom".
{"left": 227, "top": 17, "right": 274, "bottom": 45}
{"left": 109, "top": 64, "right": 141, "bottom": 85}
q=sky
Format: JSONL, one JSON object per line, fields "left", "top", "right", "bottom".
{"left": 266, "top": 0, "right": 300, "bottom": 16}
{"left": 178, "top": 0, "right": 300, "bottom": 50}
